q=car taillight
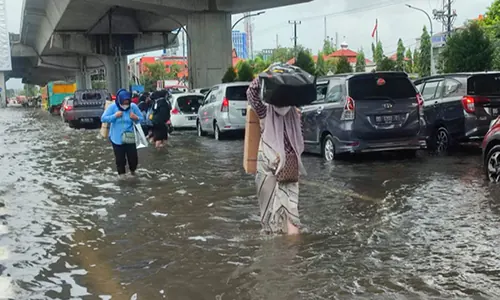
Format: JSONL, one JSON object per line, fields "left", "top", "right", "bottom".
{"left": 64, "top": 105, "right": 73, "bottom": 111}
{"left": 417, "top": 93, "right": 424, "bottom": 115}
{"left": 221, "top": 97, "right": 229, "bottom": 112}
{"left": 462, "top": 95, "right": 490, "bottom": 114}
{"left": 171, "top": 108, "right": 179, "bottom": 115}
{"left": 341, "top": 96, "right": 355, "bottom": 120}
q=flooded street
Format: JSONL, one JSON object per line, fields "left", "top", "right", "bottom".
{"left": 2, "top": 108, "right": 500, "bottom": 300}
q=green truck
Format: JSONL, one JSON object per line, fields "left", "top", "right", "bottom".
{"left": 44, "top": 81, "right": 77, "bottom": 114}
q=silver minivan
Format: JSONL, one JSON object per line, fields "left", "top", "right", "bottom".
{"left": 196, "top": 82, "right": 250, "bottom": 140}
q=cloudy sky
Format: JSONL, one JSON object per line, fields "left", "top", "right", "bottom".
{"left": 6, "top": 0, "right": 493, "bottom": 88}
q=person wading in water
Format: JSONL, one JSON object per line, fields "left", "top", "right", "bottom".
{"left": 246, "top": 64, "right": 306, "bottom": 235}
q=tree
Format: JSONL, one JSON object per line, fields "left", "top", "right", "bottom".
{"left": 316, "top": 52, "right": 327, "bottom": 76}
{"left": 478, "top": 1, "right": 500, "bottom": 69}
{"left": 355, "top": 49, "right": 366, "bottom": 72}
{"left": 336, "top": 56, "right": 353, "bottom": 74}
{"left": 413, "top": 48, "right": 420, "bottom": 74}
{"left": 141, "top": 62, "right": 168, "bottom": 91}
{"left": 6, "top": 89, "right": 15, "bottom": 98}
{"left": 251, "top": 56, "right": 270, "bottom": 74}
{"left": 439, "top": 22, "right": 493, "bottom": 73}
{"left": 322, "top": 39, "right": 335, "bottom": 55}
{"left": 396, "top": 38, "right": 406, "bottom": 71}
{"left": 222, "top": 67, "right": 237, "bottom": 83}
{"left": 405, "top": 48, "right": 413, "bottom": 73}
{"left": 167, "top": 64, "right": 182, "bottom": 79}
{"left": 294, "top": 50, "right": 316, "bottom": 75}
{"left": 325, "top": 58, "right": 337, "bottom": 74}
{"left": 377, "top": 56, "right": 396, "bottom": 71}
{"left": 270, "top": 47, "right": 294, "bottom": 63}
{"left": 23, "top": 84, "right": 38, "bottom": 97}
{"left": 419, "top": 26, "right": 431, "bottom": 77}
{"left": 372, "top": 41, "right": 384, "bottom": 64}
{"left": 237, "top": 61, "right": 254, "bottom": 81}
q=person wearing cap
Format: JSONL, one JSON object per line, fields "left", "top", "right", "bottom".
{"left": 101, "top": 89, "right": 143, "bottom": 177}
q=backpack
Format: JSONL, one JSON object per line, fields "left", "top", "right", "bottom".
{"left": 151, "top": 97, "right": 172, "bottom": 124}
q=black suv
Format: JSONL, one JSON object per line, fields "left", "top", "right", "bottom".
{"left": 415, "top": 72, "right": 500, "bottom": 153}
{"left": 302, "top": 72, "right": 426, "bottom": 161}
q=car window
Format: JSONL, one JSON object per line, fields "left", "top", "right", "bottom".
{"left": 313, "top": 82, "right": 329, "bottom": 104}
{"left": 443, "top": 78, "right": 460, "bottom": 97}
{"left": 325, "top": 81, "right": 344, "bottom": 103}
{"left": 82, "top": 92, "right": 102, "bottom": 100}
{"left": 202, "top": 90, "right": 213, "bottom": 105}
{"left": 421, "top": 80, "right": 442, "bottom": 101}
{"left": 415, "top": 82, "right": 424, "bottom": 93}
{"left": 348, "top": 75, "right": 417, "bottom": 100}
{"left": 225, "top": 85, "right": 249, "bottom": 101}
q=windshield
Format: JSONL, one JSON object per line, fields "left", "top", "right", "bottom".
{"left": 468, "top": 74, "right": 500, "bottom": 96}
{"left": 225, "top": 86, "right": 249, "bottom": 101}
{"left": 82, "top": 93, "right": 102, "bottom": 100}
{"left": 349, "top": 76, "right": 416, "bottom": 100}
{"left": 176, "top": 95, "right": 204, "bottom": 113}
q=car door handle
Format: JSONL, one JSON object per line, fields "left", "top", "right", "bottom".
{"left": 316, "top": 106, "right": 324, "bottom": 114}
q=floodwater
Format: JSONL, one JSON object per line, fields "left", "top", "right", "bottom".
{"left": 1, "top": 108, "right": 500, "bottom": 300}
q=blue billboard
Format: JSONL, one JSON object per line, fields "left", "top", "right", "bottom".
{"left": 232, "top": 31, "right": 248, "bottom": 59}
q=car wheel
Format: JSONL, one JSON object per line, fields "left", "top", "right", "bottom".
{"left": 434, "top": 127, "right": 450, "bottom": 154}
{"left": 197, "top": 121, "right": 206, "bottom": 137}
{"left": 214, "top": 122, "right": 222, "bottom": 140}
{"left": 322, "top": 135, "right": 336, "bottom": 161}
{"left": 486, "top": 145, "right": 500, "bottom": 182}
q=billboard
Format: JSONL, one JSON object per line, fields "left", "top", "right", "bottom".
{"left": 0, "top": 0, "right": 11, "bottom": 71}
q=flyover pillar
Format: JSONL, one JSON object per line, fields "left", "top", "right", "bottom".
{"left": 187, "top": 12, "right": 232, "bottom": 89}
{"left": 0, "top": 72, "right": 5, "bottom": 108}
{"left": 104, "top": 56, "right": 128, "bottom": 95}
{"left": 76, "top": 72, "right": 92, "bottom": 90}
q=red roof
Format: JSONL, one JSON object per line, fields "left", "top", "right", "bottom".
{"left": 388, "top": 54, "right": 410, "bottom": 61}
{"left": 328, "top": 48, "right": 358, "bottom": 58}
{"left": 287, "top": 53, "right": 373, "bottom": 65}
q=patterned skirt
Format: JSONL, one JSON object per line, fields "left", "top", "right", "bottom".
{"left": 255, "top": 140, "right": 300, "bottom": 234}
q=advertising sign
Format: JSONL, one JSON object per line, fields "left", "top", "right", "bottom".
{"left": 0, "top": 0, "right": 11, "bottom": 71}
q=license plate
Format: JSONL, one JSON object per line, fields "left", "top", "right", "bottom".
{"left": 242, "top": 109, "right": 247, "bottom": 116}
{"left": 80, "top": 118, "right": 93, "bottom": 123}
{"left": 187, "top": 116, "right": 196, "bottom": 121}
{"left": 375, "top": 115, "right": 400, "bottom": 124}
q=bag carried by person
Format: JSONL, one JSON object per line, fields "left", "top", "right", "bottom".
{"left": 258, "top": 63, "right": 316, "bottom": 108}
{"left": 121, "top": 132, "right": 136, "bottom": 144}
{"left": 133, "top": 123, "right": 148, "bottom": 149}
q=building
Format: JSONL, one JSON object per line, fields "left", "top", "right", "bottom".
{"left": 232, "top": 30, "right": 248, "bottom": 59}
{"left": 260, "top": 49, "right": 274, "bottom": 61}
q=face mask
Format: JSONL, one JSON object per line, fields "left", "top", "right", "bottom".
{"left": 120, "top": 104, "right": 130, "bottom": 110}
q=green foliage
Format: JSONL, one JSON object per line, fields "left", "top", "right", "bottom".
{"left": 413, "top": 48, "right": 420, "bottom": 74}
{"left": 419, "top": 26, "right": 431, "bottom": 77}
{"left": 355, "top": 49, "right": 366, "bottom": 72}
{"left": 377, "top": 56, "right": 396, "bottom": 71}
{"left": 439, "top": 22, "right": 493, "bottom": 73}
{"left": 396, "top": 38, "right": 406, "bottom": 71}
{"left": 92, "top": 80, "right": 107, "bottom": 89}
{"left": 336, "top": 56, "right": 353, "bottom": 74}
{"left": 236, "top": 61, "right": 254, "bottom": 81}
{"left": 372, "top": 41, "right": 384, "bottom": 64}
{"left": 316, "top": 52, "right": 327, "bottom": 76}
{"left": 23, "top": 84, "right": 38, "bottom": 97}
{"left": 325, "top": 58, "right": 337, "bottom": 74}
{"left": 479, "top": 1, "right": 500, "bottom": 69}
{"left": 6, "top": 89, "right": 15, "bottom": 98}
{"left": 222, "top": 67, "right": 237, "bottom": 83}
{"left": 140, "top": 62, "right": 168, "bottom": 91}
{"left": 250, "top": 57, "right": 271, "bottom": 74}
{"left": 322, "top": 39, "right": 336, "bottom": 55}
{"left": 294, "top": 50, "right": 316, "bottom": 75}
{"left": 270, "top": 46, "right": 294, "bottom": 63}
{"left": 167, "top": 64, "right": 182, "bottom": 80}
{"left": 405, "top": 48, "right": 413, "bottom": 73}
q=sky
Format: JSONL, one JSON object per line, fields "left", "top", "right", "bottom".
{"left": 6, "top": 0, "right": 493, "bottom": 89}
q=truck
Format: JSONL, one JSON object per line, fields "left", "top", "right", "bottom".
{"left": 44, "top": 81, "right": 77, "bottom": 114}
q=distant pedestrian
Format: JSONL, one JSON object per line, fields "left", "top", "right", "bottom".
{"left": 150, "top": 90, "right": 172, "bottom": 149}
{"left": 101, "top": 89, "right": 143, "bottom": 177}
{"left": 138, "top": 92, "right": 153, "bottom": 138}
{"left": 246, "top": 67, "right": 306, "bottom": 235}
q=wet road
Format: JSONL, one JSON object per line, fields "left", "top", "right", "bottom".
{"left": 1, "top": 108, "right": 500, "bottom": 300}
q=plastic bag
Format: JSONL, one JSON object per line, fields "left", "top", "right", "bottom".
{"left": 258, "top": 65, "right": 316, "bottom": 107}
{"left": 134, "top": 123, "right": 148, "bottom": 149}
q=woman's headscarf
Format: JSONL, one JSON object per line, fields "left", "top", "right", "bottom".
{"left": 262, "top": 105, "right": 306, "bottom": 176}
{"left": 115, "top": 88, "right": 132, "bottom": 111}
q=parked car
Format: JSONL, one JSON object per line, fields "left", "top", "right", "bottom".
{"left": 482, "top": 116, "right": 500, "bottom": 181}
{"left": 302, "top": 72, "right": 426, "bottom": 161}
{"left": 196, "top": 82, "right": 250, "bottom": 140}
{"left": 60, "top": 96, "right": 74, "bottom": 122}
{"left": 170, "top": 92, "right": 204, "bottom": 130}
{"left": 415, "top": 72, "right": 500, "bottom": 153}
{"left": 65, "top": 89, "right": 109, "bottom": 129}
{"left": 192, "top": 87, "right": 210, "bottom": 95}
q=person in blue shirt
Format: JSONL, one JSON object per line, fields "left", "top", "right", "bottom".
{"left": 101, "top": 89, "right": 143, "bottom": 176}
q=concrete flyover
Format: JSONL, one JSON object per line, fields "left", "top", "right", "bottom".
{"left": 12, "top": 0, "right": 313, "bottom": 90}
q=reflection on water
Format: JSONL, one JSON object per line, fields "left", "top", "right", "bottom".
{"left": 1, "top": 108, "right": 500, "bottom": 299}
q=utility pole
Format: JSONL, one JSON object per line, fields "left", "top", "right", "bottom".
{"left": 276, "top": 34, "right": 279, "bottom": 48}
{"left": 324, "top": 17, "right": 327, "bottom": 41}
{"left": 288, "top": 20, "right": 301, "bottom": 56}
{"left": 432, "top": 0, "right": 456, "bottom": 36}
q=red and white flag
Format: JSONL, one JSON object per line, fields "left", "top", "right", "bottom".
{"left": 371, "top": 19, "right": 378, "bottom": 38}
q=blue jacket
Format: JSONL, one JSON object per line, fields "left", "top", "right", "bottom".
{"left": 101, "top": 102, "right": 143, "bottom": 145}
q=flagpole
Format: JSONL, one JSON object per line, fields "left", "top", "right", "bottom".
{"left": 375, "top": 19, "right": 379, "bottom": 44}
